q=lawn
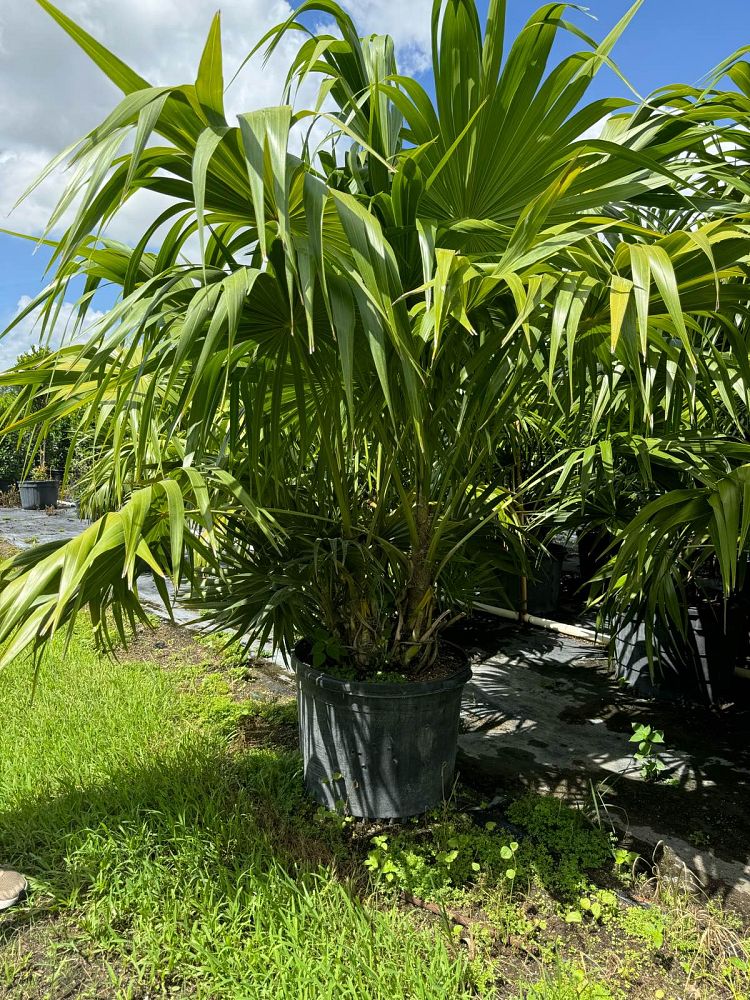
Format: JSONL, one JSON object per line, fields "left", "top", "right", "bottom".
{"left": 0, "top": 620, "right": 748, "bottom": 999}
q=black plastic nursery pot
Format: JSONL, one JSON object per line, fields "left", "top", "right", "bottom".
{"left": 18, "top": 480, "right": 59, "bottom": 510}
{"left": 613, "top": 592, "right": 749, "bottom": 706}
{"left": 577, "top": 529, "right": 614, "bottom": 594}
{"left": 498, "top": 543, "right": 565, "bottom": 615}
{"left": 293, "top": 644, "right": 472, "bottom": 819}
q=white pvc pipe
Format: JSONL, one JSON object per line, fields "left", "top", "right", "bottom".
{"left": 475, "top": 602, "right": 750, "bottom": 681}
{"left": 474, "top": 602, "right": 611, "bottom": 646}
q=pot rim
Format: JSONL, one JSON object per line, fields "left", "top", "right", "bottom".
{"left": 18, "top": 480, "right": 59, "bottom": 487}
{"left": 292, "top": 641, "right": 471, "bottom": 698}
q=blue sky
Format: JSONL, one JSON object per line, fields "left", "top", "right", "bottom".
{"left": 0, "top": 0, "right": 748, "bottom": 365}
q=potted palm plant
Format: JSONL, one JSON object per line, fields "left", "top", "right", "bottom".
{"left": 539, "top": 432, "right": 750, "bottom": 705}
{"left": 604, "top": 468, "right": 750, "bottom": 706}
{"left": 0, "top": 0, "right": 748, "bottom": 813}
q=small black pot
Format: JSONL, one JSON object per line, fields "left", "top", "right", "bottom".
{"left": 19, "top": 480, "right": 59, "bottom": 510}
{"left": 293, "top": 645, "right": 471, "bottom": 819}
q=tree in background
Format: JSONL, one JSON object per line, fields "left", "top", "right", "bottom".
{"left": 0, "top": 346, "right": 75, "bottom": 486}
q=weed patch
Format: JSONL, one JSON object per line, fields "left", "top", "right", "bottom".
{"left": 506, "top": 793, "right": 613, "bottom": 900}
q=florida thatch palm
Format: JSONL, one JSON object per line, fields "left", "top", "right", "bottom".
{"left": 1, "top": 0, "right": 749, "bottom": 674}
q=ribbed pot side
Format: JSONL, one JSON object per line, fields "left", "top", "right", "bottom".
{"left": 293, "top": 646, "right": 471, "bottom": 819}
{"left": 18, "top": 480, "right": 59, "bottom": 510}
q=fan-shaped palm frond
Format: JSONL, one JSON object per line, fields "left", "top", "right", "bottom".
{"left": 0, "top": 0, "right": 748, "bottom": 677}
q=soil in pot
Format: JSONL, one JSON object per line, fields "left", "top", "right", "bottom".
{"left": 293, "top": 641, "right": 471, "bottom": 820}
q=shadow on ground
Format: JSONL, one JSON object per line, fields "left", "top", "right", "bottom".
{"left": 0, "top": 739, "right": 342, "bottom": 950}
{"left": 452, "top": 614, "right": 750, "bottom": 904}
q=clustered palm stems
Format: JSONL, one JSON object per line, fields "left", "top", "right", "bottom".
{"left": 0, "top": 0, "right": 749, "bottom": 675}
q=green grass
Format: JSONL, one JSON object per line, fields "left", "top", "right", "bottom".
{"left": 0, "top": 623, "right": 474, "bottom": 999}
{"left": 1, "top": 621, "right": 748, "bottom": 1000}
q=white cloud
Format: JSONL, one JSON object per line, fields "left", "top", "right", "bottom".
{"left": 0, "top": 0, "right": 297, "bottom": 240}
{"left": 0, "top": 295, "right": 106, "bottom": 370}
{"left": 0, "top": 0, "right": 433, "bottom": 241}
{"left": 340, "top": 0, "right": 432, "bottom": 74}
{"left": 0, "top": 147, "right": 61, "bottom": 237}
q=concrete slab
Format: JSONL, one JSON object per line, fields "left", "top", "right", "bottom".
{"left": 456, "top": 615, "right": 750, "bottom": 897}
{"left": 0, "top": 505, "right": 85, "bottom": 549}
{"left": 459, "top": 623, "right": 693, "bottom": 785}
{"left": 0, "top": 505, "right": 198, "bottom": 622}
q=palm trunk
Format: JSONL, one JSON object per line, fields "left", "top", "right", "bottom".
{"left": 401, "top": 499, "right": 436, "bottom": 671}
